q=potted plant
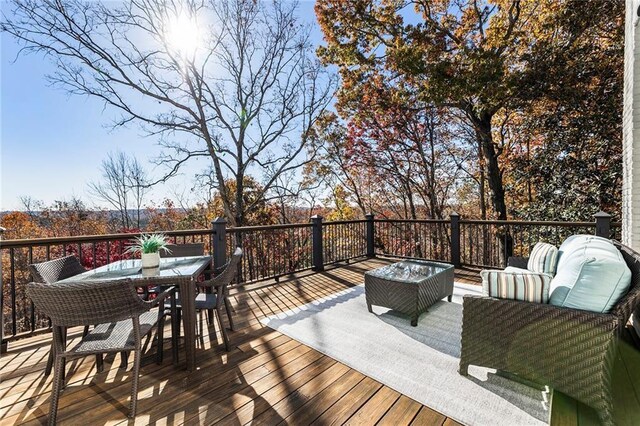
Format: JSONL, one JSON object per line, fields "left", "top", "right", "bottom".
{"left": 127, "top": 233, "right": 171, "bottom": 269}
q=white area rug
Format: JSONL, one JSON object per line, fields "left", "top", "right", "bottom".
{"left": 261, "top": 282, "right": 549, "bottom": 426}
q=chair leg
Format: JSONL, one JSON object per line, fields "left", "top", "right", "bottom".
{"left": 49, "top": 354, "right": 65, "bottom": 426}
{"left": 198, "top": 311, "right": 205, "bottom": 346}
{"left": 45, "top": 343, "right": 55, "bottom": 376}
{"left": 61, "top": 328, "right": 67, "bottom": 382}
{"left": 129, "top": 349, "right": 141, "bottom": 419}
{"left": 171, "top": 311, "right": 179, "bottom": 366}
{"left": 96, "top": 354, "right": 104, "bottom": 373}
{"left": 120, "top": 351, "right": 129, "bottom": 369}
{"left": 224, "top": 298, "right": 235, "bottom": 331}
{"left": 156, "top": 314, "right": 165, "bottom": 365}
{"left": 216, "top": 308, "right": 230, "bottom": 352}
{"left": 156, "top": 306, "right": 165, "bottom": 364}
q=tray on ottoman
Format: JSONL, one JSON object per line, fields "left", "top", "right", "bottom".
{"left": 364, "top": 260, "right": 454, "bottom": 326}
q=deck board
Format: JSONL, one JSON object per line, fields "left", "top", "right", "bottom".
{"left": 1, "top": 258, "right": 639, "bottom": 425}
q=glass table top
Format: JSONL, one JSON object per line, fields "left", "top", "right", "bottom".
{"left": 366, "top": 260, "right": 452, "bottom": 283}
{"left": 57, "top": 256, "right": 212, "bottom": 282}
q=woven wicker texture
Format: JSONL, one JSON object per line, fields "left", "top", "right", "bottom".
{"left": 29, "top": 255, "right": 85, "bottom": 284}
{"left": 365, "top": 263, "right": 454, "bottom": 326}
{"left": 27, "top": 279, "right": 176, "bottom": 424}
{"left": 73, "top": 310, "right": 159, "bottom": 353}
{"left": 28, "top": 255, "right": 88, "bottom": 377}
{"left": 160, "top": 243, "right": 205, "bottom": 258}
{"left": 460, "top": 241, "right": 640, "bottom": 426}
{"left": 27, "top": 279, "right": 149, "bottom": 327}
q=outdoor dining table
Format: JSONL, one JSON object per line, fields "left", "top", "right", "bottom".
{"left": 57, "top": 255, "right": 212, "bottom": 371}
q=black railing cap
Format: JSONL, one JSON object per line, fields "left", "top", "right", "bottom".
{"left": 310, "top": 215, "right": 323, "bottom": 221}
{"left": 212, "top": 217, "right": 227, "bottom": 224}
{"left": 594, "top": 211, "right": 612, "bottom": 218}
{"left": 450, "top": 211, "right": 460, "bottom": 217}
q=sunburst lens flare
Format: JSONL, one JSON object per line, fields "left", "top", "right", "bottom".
{"left": 166, "top": 12, "right": 200, "bottom": 57}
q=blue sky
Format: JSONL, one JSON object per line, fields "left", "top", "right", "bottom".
{"left": 0, "top": 0, "right": 322, "bottom": 211}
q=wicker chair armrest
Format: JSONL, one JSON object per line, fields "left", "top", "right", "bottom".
{"left": 197, "top": 274, "right": 226, "bottom": 290}
{"left": 149, "top": 286, "right": 176, "bottom": 308}
{"left": 507, "top": 256, "right": 529, "bottom": 269}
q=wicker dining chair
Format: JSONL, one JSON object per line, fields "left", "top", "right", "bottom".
{"left": 459, "top": 241, "right": 640, "bottom": 426}
{"left": 29, "top": 256, "right": 87, "bottom": 376}
{"left": 167, "top": 247, "right": 243, "bottom": 351}
{"left": 161, "top": 243, "right": 205, "bottom": 258}
{"left": 27, "top": 279, "right": 177, "bottom": 424}
{"left": 29, "top": 255, "right": 86, "bottom": 285}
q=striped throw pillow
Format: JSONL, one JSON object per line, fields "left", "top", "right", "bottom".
{"left": 527, "top": 242, "right": 559, "bottom": 276}
{"left": 481, "top": 270, "right": 552, "bottom": 304}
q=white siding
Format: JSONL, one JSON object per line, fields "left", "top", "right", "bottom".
{"left": 623, "top": 0, "right": 640, "bottom": 250}
{"left": 624, "top": 0, "right": 640, "bottom": 334}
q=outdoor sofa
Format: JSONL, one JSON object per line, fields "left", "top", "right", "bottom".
{"left": 459, "top": 236, "right": 640, "bottom": 425}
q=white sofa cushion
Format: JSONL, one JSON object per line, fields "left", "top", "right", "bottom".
{"left": 549, "top": 235, "right": 631, "bottom": 313}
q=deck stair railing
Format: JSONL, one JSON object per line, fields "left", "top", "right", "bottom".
{"left": 0, "top": 212, "right": 619, "bottom": 351}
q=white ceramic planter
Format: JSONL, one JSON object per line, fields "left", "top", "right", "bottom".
{"left": 141, "top": 252, "right": 160, "bottom": 269}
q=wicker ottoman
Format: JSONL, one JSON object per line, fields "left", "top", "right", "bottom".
{"left": 364, "top": 260, "right": 454, "bottom": 326}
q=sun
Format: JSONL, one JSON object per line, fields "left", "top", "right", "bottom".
{"left": 166, "top": 12, "right": 200, "bottom": 57}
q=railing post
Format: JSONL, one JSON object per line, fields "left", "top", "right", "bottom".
{"left": 365, "top": 213, "right": 375, "bottom": 258}
{"left": 450, "top": 212, "right": 461, "bottom": 267}
{"left": 212, "top": 217, "right": 227, "bottom": 273}
{"left": 502, "top": 225, "right": 514, "bottom": 268}
{"left": 594, "top": 211, "right": 612, "bottom": 239}
{"left": 0, "top": 227, "right": 6, "bottom": 353}
{"left": 311, "top": 215, "right": 324, "bottom": 271}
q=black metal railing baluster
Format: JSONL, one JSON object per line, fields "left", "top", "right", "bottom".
{"left": 10, "top": 248, "right": 17, "bottom": 337}
{"left": 28, "top": 247, "right": 35, "bottom": 332}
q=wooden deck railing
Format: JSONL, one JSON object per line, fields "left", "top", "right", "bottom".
{"left": 0, "top": 212, "right": 620, "bottom": 351}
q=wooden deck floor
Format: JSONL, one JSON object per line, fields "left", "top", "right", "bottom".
{"left": 1, "top": 259, "right": 639, "bottom": 425}
{"left": 0, "top": 258, "right": 470, "bottom": 426}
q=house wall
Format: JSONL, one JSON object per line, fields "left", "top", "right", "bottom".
{"left": 624, "top": 0, "right": 640, "bottom": 251}
{"left": 623, "top": 0, "right": 640, "bottom": 334}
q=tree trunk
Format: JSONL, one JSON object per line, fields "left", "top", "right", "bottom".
{"left": 473, "top": 112, "right": 507, "bottom": 220}
{"left": 235, "top": 172, "right": 244, "bottom": 228}
{"left": 477, "top": 139, "right": 487, "bottom": 220}
{"left": 470, "top": 110, "right": 511, "bottom": 266}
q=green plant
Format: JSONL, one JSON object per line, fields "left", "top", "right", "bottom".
{"left": 126, "top": 233, "right": 171, "bottom": 255}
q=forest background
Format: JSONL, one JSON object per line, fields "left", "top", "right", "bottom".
{"left": 0, "top": 0, "right": 623, "bottom": 240}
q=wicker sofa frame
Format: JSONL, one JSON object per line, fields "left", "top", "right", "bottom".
{"left": 458, "top": 241, "right": 640, "bottom": 425}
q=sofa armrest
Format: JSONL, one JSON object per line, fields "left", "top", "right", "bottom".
{"left": 459, "top": 295, "right": 619, "bottom": 402}
{"left": 507, "top": 256, "right": 529, "bottom": 269}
